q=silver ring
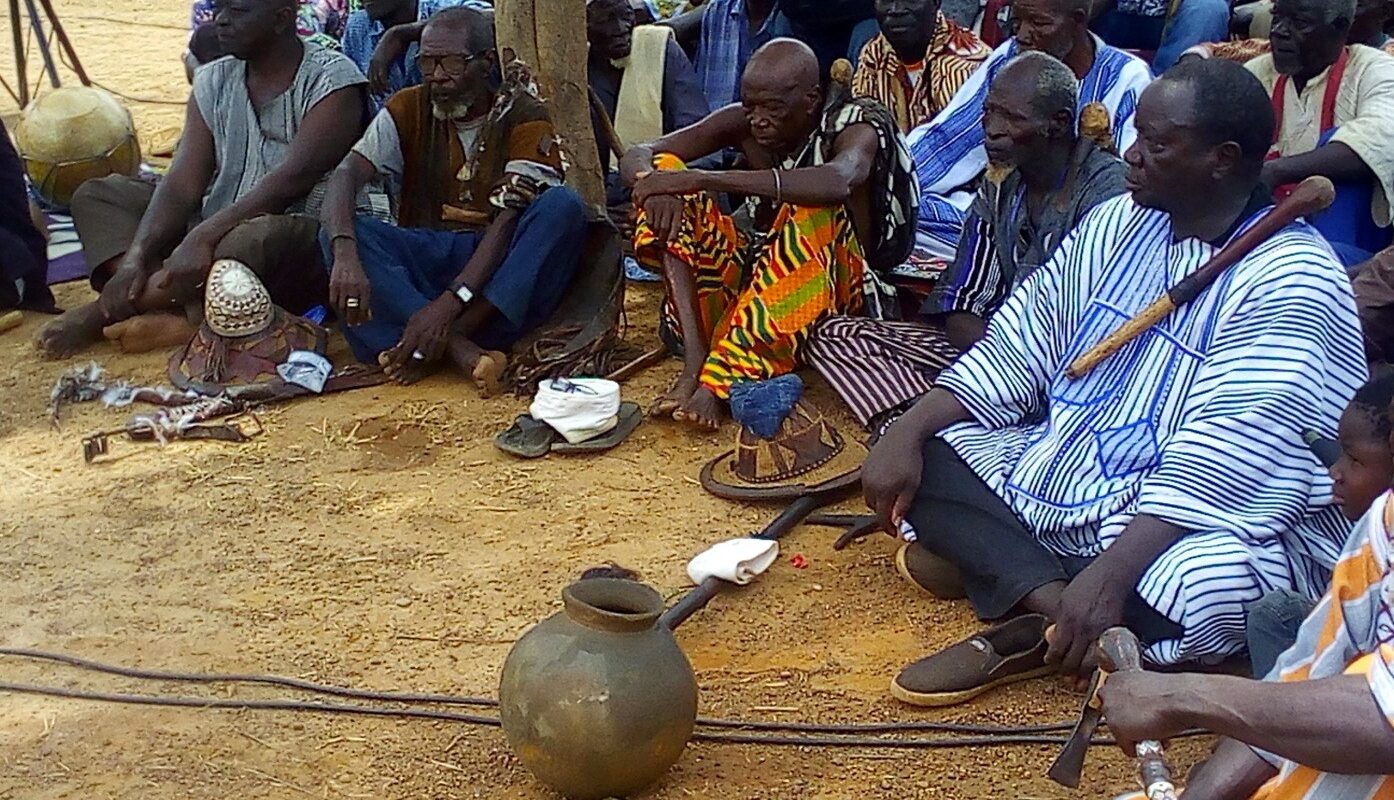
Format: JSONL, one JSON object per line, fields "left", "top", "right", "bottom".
{"left": 345, "top": 297, "right": 361, "bottom": 308}
{"left": 411, "top": 350, "right": 426, "bottom": 361}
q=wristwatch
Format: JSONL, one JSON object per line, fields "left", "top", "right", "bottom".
{"left": 453, "top": 284, "right": 475, "bottom": 306}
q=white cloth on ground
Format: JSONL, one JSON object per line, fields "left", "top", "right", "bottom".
{"left": 530, "top": 377, "right": 621, "bottom": 444}
{"left": 687, "top": 538, "right": 780, "bottom": 585}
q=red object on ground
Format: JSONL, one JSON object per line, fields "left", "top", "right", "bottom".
{"left": 790, "top": 554, "right": 809, "bottom": 569}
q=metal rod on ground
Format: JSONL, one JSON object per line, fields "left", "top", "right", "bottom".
{"left": 660, "top": 492, "right": 832, "bottom": 631}
{"left": 10, "top": 0, "right": 29, "bottom": 107}
{"left": 21, "top": 0, "right": 60, "bottom": 89}
{"left": 34, "top": 0, "right": 88, "bottom": 84}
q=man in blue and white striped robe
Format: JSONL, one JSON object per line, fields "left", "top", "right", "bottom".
{"left": 907, "top": 0, "right": 1152, "bottom": 261}
{"left": 870, "top": 59, "right": 1368, "bottom": 673}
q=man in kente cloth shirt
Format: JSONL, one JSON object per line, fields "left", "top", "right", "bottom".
{"left": 38, "top": 0, "right": 367, "bottom": 358}
{"left": 320, "top": 7, "right": 586, "bottom": 392}
{"left": 808, "top": 52, "right": 1127, "bottom": 432}
{"left": 907, "top": 0, "right": 1152, "bottom": 261}
{"left": 862, "top": 59, "right": 1366, "bottom": 705}
{"left": 1246, "top": 0, "right": 1394, "bottom": 267}
{"left": 622, "top": 38, "right": 918, "bottom": 431}
{"left": 852, "top": 0, "right": 991, "bottom": 134}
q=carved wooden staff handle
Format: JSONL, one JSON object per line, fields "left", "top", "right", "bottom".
{"left": 1066, "top": 176, "right": 1337, "bottom": 380}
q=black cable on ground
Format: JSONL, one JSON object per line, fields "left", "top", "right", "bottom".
{"left": 0, "top": 647, "right": 1079, "bottom": 736}
{"left": 0, "top": 681, "right": 1137, "bottom": 749}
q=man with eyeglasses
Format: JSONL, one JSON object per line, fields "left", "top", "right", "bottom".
{"left": 319, "top": 6, "right": 587, "bottom": 393}
{"left": 1245, "top": 0, "right": 1394, "bottom": 266}
{"left": 39, "top": 0, "right": 368, "bottom": 358}
{"left": 340, "top": 0, "right": 493, "bottom": 112}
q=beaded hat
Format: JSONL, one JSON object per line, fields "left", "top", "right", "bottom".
{"left": 204, "top": 259, "right": 273, "bottom": 338}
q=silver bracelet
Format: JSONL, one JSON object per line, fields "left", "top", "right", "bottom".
{"left": 771, "top": 168, "right": 783, "bottom": 205}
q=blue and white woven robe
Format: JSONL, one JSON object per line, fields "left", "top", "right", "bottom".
{"left": 934, "top": 195, "right": 1368, "bottom": 665}
{"left": 906, "top": 37, "right": 1152, "bottom": 260}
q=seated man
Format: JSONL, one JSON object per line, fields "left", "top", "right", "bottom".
{"left": 1247, "top": 0, "right": 1394, "bottom": 267}
{"left": 852, "top": 0, "right": 992, "bottom": 133}
{"left": 862, "top": 59, "right": 1367, "bottom": 705}
{"left": 622, "top": 38, "right": 917, "bottom": 431}
{"left": 907, "top": 0, "right": 1152, "bottom": 261}
{"left": 1100, "top": 482, "right": 1394, "bottom": 799}
{"left": 320, "top": 7, "right": 587, "bottom": 392}
{"left": 340, "top": 0, "right": 489, "bottom": 111}
{"left": 587, "top": 0, "right": 709, "bottom": 222}
{"left": 809, "top": 51, "right": 1128, "bottom": 431}
{"left": 40, "top": 0, "right": 367, "bottom": 358}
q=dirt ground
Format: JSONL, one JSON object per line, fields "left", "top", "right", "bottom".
{"left": 0, "top": 3, "right": 1211, "bottom": 798}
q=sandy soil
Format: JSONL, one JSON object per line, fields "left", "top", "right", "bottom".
{"left": 0, "top": 4, "right": 1211, "bottom": 798}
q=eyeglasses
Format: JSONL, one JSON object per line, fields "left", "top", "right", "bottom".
{"left": 417, "top": 52, "right": 482, "bottom": 75}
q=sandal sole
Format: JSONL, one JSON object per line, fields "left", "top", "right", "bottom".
{"left": 889, "top": 664, "right": 1055, "bottom": 708}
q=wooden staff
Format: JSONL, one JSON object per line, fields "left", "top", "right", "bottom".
{"left": 1066, "top": 176, "right": 1336, "bottom": 380}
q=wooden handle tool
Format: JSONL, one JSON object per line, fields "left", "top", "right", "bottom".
{"left": 1098, "top": 628, "right": 1179, "bottom": 800}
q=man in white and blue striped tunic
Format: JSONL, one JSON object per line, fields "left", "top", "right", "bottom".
{"left": 906, "top": 0, "right": 1152, "bottom": 261}
{"left": 864, "top": 59, "right": 1368, "bottom": 688}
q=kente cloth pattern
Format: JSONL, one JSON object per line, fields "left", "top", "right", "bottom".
{"left": 1252, "top": 491, "right": 1394, "bottom": 800}
{"left": 749, "top": 95, "right": 917, "bottom": 319}
{"left": 634, "top": 159, "right": 864, "bottom": 399}
{"left": 906, "top": 35, "right": 1152, "bottom": 260}
{"left": 852, "top": 16, "right": 991, "bottom": 134}
{"left": 934, "top": 194, "right": 1367, "bottom": 665}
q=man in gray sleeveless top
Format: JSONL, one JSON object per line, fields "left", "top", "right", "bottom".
{"left": 38, "top": 0, "right": 367, "bottom": 358}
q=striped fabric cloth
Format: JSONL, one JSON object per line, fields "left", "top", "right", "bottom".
{"left": 1253, "top": 491, "right": 1394, "bottom": 799}
{"left": 905, "top": 36, "right": 1152, "bottom": 260}
{"left": 935, "top": 194, "right": 1368, "bottom": 664}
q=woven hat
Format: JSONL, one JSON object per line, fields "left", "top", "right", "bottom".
{"left": 700, "top": 400, "right": 867, "bottom": 501}
{"left": 205, "top": 259, "right": 274, "bottom": 338}
{"left": 170, "top": 265, "right": 326, "bottom": 394}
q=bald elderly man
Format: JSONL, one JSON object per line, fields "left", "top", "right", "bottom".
{"left": 622, "top": 38, "right": 917, "bottom": 430}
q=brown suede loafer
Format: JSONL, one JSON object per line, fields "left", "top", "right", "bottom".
{"left": 891, "top": 613, "right": 1053, "bottom": 707}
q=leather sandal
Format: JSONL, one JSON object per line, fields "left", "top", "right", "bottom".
{"left": 891, "top": 613, "right": 1052, "bottom": 707}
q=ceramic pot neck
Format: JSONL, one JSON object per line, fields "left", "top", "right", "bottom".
{"left": 562, "top": 579, "right": 663, "bottom": 634}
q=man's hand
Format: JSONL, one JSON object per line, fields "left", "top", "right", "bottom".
{"left": 1045, "top": 561, "right": 1130, "bottom": 678}
{"left": 1097, "top": 671, "right": 1195, "bottom": 757}
{"left": 368, "top": 27, "right": 407, "bottom": 95}
{"left": 639, "top": 195, "right": 685, "bottom": 244}
{"left": 632, "top": 168, "right": 707, "bottom": 207}
{"left": 329, "top": 247, "right": 373, "bottom": 327}
{"left": 154, "top": 232, "right": 218, "bottom": 300}
{"left": 97, "top": 256, "right": 152, "bottom": 322}
{"left": 396, "top": 292, "right": 461, "bottom": 363}
{"left": 861, "top": 430, "right": 924, "bottom": 536}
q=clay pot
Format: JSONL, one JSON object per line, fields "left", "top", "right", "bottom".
{"left": 499, "top": 578, "right": 698, "bottom": 799}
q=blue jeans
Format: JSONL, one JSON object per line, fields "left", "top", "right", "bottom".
{"left": 1244, "top": 589, "right": 1314, "bottom": 678}
{"left": 1092, "top": 0, "right": 1230, "bottom": 71}
{"left": 326, "top": 187, "right": 588, "bottom": 364}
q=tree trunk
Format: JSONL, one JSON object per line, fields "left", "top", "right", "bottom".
{"left": 495, "top": 0, "right": 605, "bottom": 209}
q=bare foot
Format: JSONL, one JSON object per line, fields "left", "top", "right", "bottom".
{"left": 472, "top": 351, "right": 507, "bottom": 398}
{"left": 651, "top": 371, "right": 698, "bottom": 418}
{"left": 673, "top": 386, "right": 724, "bottom": 432}
{"left": 35, "top": 302, "right": 107, "bottom": 359}
{"left": 103, "top": 313, "right": 196, "bottom": 353}
{"left": 444, "top": 335, "right": 507, "bottom": 397}
{"left": 378, "top": 346, "right": 434, "bottom": 385}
